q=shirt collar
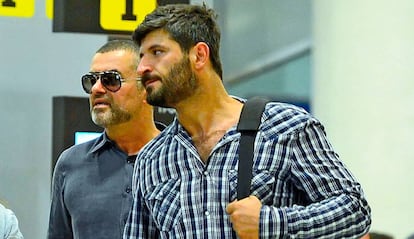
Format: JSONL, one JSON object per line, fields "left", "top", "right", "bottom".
{"left": 163, "top": 96, "right": 246, "bottom": 138}
{"left": 89, "top": 132, "right": 112, "bottom": 154}
{"left": 88, "top": 121, "right": 167, "bottom": 154}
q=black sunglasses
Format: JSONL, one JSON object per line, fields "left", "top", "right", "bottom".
{"left": 81, "top": 70, "right": 140, "bottom": 94}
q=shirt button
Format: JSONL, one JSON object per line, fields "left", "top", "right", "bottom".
{"left": 204, "top": 211, "right": 210, "bottom": 216}
{"left": 127, "top": 156, "right": 136, "bottom": 164}
{"left": 204, "top": 171, "right": 208, "bottom": 176}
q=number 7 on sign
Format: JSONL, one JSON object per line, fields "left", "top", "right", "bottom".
{"left": 100, "top": 0, "right": 156, "bottom": 32}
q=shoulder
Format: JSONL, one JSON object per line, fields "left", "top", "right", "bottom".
{"left": 265, "top": 102, "right": 310, "bottom": 120}
{"left": 261, "top": 102, "right": 320, "bottom": 135}
{"left": 239, "top": 96, "right": 312, "bottom": 126}
{"left": 138, "top": 120, "right": 178, "bottom": 159}
{"left": 0, "top": 204, "right": 23, "bottom": 238}
{"left": 53, "top": 138, "right": 98, "bottom": 172}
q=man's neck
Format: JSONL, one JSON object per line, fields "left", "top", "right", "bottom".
{"left": 175, "top": 95, "right": 243, "bottom": 139}
{"left": 105, "top": 121, "right": 160, "bottom": 156}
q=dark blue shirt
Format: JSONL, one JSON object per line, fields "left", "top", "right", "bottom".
{"left": 48, "top": 132, "right": 139, "bottom": 239}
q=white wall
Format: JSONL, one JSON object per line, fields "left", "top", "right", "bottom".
{"left": 313, "top": 1, "right": 414, "bottom": 238}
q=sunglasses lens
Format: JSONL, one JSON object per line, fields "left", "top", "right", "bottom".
{"left": 81, "top": 71, "right": 122, "bottom": 93}
{"left": 81, "top": 74, "right": 96, "bottom": 94}
{"left": 101, "top": 72, "right": 121, "bottom": 92}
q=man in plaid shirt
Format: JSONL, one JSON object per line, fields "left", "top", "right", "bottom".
{"left": 124, "top": 4, "right": 371, "bottom": 238}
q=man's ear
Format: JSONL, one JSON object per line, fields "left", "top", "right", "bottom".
{"left": 190, "top": 42, "right": 209, "bottom": 70}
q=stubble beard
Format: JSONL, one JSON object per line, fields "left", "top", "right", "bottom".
{"left": 91, "top": 104, "right": 131, "bottom": 128}
{"left": 146, "top": 56, "right": 197, "bottom": 108}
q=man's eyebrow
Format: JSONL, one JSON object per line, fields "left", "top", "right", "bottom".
{"left": 89, "top": 69, "right": 120, "bottom": 74}
{"left": 147, "top": 44, "right": 168, "bottom": 51}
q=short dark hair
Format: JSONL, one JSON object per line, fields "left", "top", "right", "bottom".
{"left": 96, "top": 39, "right": 139, "bottom": 54}
{"left": 132, "top": 4, "right": 223, "bottom": 78}
{"left": 96, "top": 39, "right": 140, "bottom": 69}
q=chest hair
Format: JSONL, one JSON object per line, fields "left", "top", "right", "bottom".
{"left": 192, "top": 130, "right": 227, "bottom": 163}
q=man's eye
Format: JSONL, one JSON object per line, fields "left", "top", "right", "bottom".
{"left": 154, "top": 50, "right": 163, "bottom": 55}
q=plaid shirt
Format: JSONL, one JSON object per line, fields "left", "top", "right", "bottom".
{"left": 124, "top": 102, "right": 371, "bottom": 238}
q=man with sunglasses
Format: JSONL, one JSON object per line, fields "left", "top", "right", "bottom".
{"left": 47, "top": 40, "right": 163, "bottom": 239}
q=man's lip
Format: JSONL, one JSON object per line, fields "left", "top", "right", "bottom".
{"left": 93, "top": 99, "right": 109, "bottom": 107}
{"left": 143, "top": 78, "right": 158, "bottom": 87}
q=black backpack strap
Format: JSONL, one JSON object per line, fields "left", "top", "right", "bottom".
{"left": 236, "top": 96, "right": 270, "bottom": 200}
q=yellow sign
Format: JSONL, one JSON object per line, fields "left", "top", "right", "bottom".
{"left": 100, "top": 0, "right": 156, "bottom": 32}
{"left": 0, "top": 0, "right": 35, "bottom": 17}
{"left": 46, "top": 0, "right": 53, "bottom": 19}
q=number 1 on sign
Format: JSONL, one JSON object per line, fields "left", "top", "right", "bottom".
{"left": 2, "top": 0, "right": 16, "bottom": 7}
{"left": 122, "top": 0, "right": 136, "bottom": 21}
{"left": 100, "top": 0, "right": 156, "bottom": 32}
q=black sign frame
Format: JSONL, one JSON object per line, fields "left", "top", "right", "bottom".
{"left": 53, "top": 0, "right": 190, "bottom": 34}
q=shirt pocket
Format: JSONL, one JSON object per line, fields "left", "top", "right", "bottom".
{"left": 145, "top": 178, "right": 182, "bottom": 232}
{"left": 251, "top": 170, "right": 275, "bottom": 203}
{"left": 228, "top": 169, "right": 275, "bottom": 202}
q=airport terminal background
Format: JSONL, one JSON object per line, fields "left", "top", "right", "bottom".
{"left": 1, "top": 0, "right": 414, "bottom": 238}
